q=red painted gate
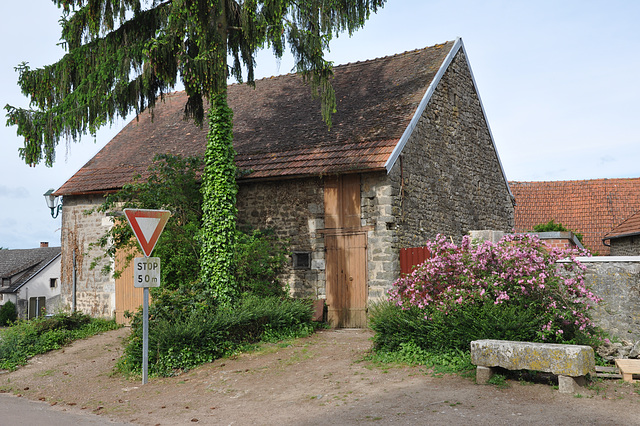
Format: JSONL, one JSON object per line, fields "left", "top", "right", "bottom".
{"left": 399, "top": 246, "right": 431, "bottom": 275}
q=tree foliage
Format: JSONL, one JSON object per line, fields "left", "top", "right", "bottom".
{"left": 0, "top": 301, "right": 18, "bottom": 326}
{"left": 533, "top": 219, "right": 584, "bottom": 244}
{"left": 91, "top": 153, "right": 203, "bottom": 289}
{"left": 7, "top": 0, "right": 386, "bottom": 306}
{"left": 6, "top": 0, "right": 386, "bottom": 166}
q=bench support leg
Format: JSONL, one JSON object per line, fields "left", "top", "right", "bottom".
{"left": 558, "top": 375, "right": 586, "bottom": 394}
{"left": 476, "top": 366, "right": 495, "bottom": 384}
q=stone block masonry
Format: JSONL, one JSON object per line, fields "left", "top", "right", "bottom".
{"left": 59, "top": 195, "right": 116, "bottom": 318}
{"left": 237, "top": 178, "right": 325, "bottom": 298}
{"left": 389, "top": 48, "right": 514, "bottom": 250}
{"left": 574, "top": 257, "right": 640, "bottom": 342}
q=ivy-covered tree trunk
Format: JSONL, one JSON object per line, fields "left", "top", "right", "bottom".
{"left": 200, "top": 92, "right": 238, "bottom": 306}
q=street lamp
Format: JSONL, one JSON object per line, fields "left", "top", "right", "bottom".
{"left": 43, "top": 189, "right": 62, "bottom": 219}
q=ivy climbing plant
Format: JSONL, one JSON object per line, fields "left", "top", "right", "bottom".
{"left": 5, "top": 0, "right": 386, "bottom": 307}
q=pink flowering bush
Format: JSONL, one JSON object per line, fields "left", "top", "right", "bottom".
{"left": 372, "top": 234, "right": 601, "bottom": 351}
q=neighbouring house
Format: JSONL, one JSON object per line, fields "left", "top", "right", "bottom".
{"left": 54, "top": 38, "right": 515, "bottom": 327}
{"left": 603, "top": 210, "right": 640, "bottom": 255}
{"left": 510, "top": 178, "right": 640, "bottom": 255}
{"left": 0, "top": 243, "right": 61, "bottom": 319}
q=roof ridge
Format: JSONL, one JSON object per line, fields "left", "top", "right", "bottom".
{"left": 227, "top": 40, "right": 456, "bottom": 87}
{"left": 510, "top": 177, "right": 640, "bottom": 184}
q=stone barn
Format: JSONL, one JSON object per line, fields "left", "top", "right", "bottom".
{"left": 54, "top": 38, "right": 515, "bottom": 327}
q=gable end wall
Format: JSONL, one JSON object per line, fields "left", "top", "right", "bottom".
{"left": 389, "top": 48, "right": 514, "bottom": 248}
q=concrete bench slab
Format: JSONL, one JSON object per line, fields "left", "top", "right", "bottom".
{"left": 471, "top": 339, "right": 595, "bottom": 393}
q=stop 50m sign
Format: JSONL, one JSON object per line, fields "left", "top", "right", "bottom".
{"left": 134, "top": 257, "right": 161, "bottom": 288}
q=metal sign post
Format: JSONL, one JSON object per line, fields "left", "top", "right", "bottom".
{"left": 134, "top": 256, "right": 161, "bottom": 384}
{"left": 124, "top": 209, "right": 170, "bottom": 385}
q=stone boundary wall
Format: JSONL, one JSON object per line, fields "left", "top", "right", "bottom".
{"left": 566, "top": 256, "right": 640, "bottom": 342}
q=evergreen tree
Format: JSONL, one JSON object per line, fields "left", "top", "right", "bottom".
{"left": 5, "top": 0, "right": 386, "bottom": 307}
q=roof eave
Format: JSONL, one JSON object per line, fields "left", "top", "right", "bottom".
{"left": 603, "top": 231, "right": 640, "bottom": 242}
{"left": 54, "top": 189, "right": 119, "bottom": 198}
{"left": 237, "top": 167, "right": 387, "bottom": 183}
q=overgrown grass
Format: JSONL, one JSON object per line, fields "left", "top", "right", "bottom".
{"left": 118, "top": 295, "right": 319, "bottom": 377}
{"left": 365, "top": 341, "right": 475, "bottom": 375}
{"left": 0, "top": 311, "right": 119, "bottom": 371}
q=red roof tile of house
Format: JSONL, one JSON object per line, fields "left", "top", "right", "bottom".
{"left": 509, "top": 178, "right": 640, "bottom": 255}
{"left": 56, "top": 41, "right": 456, "bottom": 196}
{"left": 603, "top": 210, "right": 640, "bottom": 241}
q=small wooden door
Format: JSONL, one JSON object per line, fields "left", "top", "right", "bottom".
{"left": 325, "top": 232, "right": 367, "bottom": 328}
{"left": 114, "top": 249, "right": 145, "bottom": 325}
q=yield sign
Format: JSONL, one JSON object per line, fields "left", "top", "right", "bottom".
{"left": 124, "top": 208, "right": 171, "bottom": 257}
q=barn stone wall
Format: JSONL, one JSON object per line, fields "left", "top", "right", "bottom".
{"left": 237, "top": 173, "right": 407, "bottom": 302}
{"left": 361, "top": 172, "right": 399, "bottom": 300}
{"left": 59, "top": 195, "right": 115, "bottom": 318}
{"left": 236, "top": 178, "right": 325, "bottom": 298}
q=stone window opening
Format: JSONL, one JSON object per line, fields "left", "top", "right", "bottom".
{"left": 292, "top": 252, "right": 311, "bottom": 270}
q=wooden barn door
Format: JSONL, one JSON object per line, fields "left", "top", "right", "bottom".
{"left": 114, "top": 249, "right": 145, "bottom": 325}
{"left": 324, "top": 174, "right": 368, "bottom": 328}
{"left": 326, "top": 232, "right": 367, "bottom": 327}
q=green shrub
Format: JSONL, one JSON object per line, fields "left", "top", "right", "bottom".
{"left": 32, "top": 310, "right": 91, "bottom": 335}
{"left": 369, "top": 300, "right": 545, "bottom": 352}
{"left": 371, "top": 234, "right": 604, "bottom": 365}
{"left": 533, "top": 219, "right": 584, "bottom": 244}
{"left": 235, "top": 228, "right": 289, "bottom": 298}
{"left": 0, "top": 312, "right": 119, "bottom": 370}
{"left": 119, "top": 296, "right": 314, "bottom": 377}
{"left": 0, "top": 301, "right": 17, "bottom": 326}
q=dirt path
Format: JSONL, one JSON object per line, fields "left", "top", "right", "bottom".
{"left": 1, "top": 328, "right": 639, "bottom": 425}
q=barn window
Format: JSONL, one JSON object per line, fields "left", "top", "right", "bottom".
{"left": 292, "top": 252, "right": 311, "bottom": 269}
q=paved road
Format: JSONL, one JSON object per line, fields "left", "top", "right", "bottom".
{"left": 0, "top": 394, "right": 131, "bottom": 425}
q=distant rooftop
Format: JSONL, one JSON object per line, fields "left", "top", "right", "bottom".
{"left": 510, "top": 178, "right": 640, "bottom": 255}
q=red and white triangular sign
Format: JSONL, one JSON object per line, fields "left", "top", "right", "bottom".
{"left": 124, "top": 208, "right": 171, "bottom": 257}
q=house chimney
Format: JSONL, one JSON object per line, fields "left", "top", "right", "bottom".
{"left": 40, "top": 242, "right": 49, "bottom": 248}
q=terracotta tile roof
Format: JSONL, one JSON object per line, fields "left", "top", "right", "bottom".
{"left": 509, "top": 178, "right": 640, "bottom": 255}
{"left": 603, "top": 210, "right": 640, "bottom": 240}
{"left": 56, "top": 41, "right": 456, "bottom": 195}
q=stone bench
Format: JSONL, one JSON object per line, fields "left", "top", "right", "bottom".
{"left": 470, "top": 339, "right": 595, "bottom": 393}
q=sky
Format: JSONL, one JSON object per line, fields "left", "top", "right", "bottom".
{"left": 1, "top": 0, "right": 639, "bottom": 249}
